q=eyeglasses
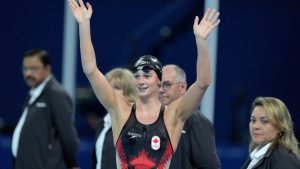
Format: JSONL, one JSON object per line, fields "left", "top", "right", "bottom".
{"left": 21, "top": 66, "right": 42, "bottom": 73}
{"left": 158, "top": 81, "right": 183, "bottom": 90}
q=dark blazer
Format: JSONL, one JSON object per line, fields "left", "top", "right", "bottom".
{"left": 92, "top": 116, "right": 117, "bottom": 169}
{"left": 241, "top": 145, "right": 300, "bottom": 169}
{"left": 170, "top": 111, "right": 221, "bottom": 169}
{"left": 14, "top": 76, "right": 79, "bottom": 169}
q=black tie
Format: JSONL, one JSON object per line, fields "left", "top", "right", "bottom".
{"left": 23, "top": 94, "right": 31, "bottom": 108}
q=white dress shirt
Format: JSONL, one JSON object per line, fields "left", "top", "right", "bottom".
{"left": 95, "top": 113, "right": 112, "bottom": 169}
{"left": 247, "top": 142, "right": 272, "bottom": 169}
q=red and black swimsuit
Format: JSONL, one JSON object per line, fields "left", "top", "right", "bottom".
{"left": 116, "top": 104, "right": 173, "bottom": 169}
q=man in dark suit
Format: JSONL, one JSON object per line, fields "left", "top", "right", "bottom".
{"left": 158, "top": 64, "right": 221, "bottom": 169}
{"left": 11, "top": 49, "right": 79, "bottom": 169}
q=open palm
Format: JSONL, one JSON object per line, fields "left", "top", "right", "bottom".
{"left": 68, "top": 0, "right": 93, "bottom": 23}
{"left": 193, "top": 8, "right": 220, "bottom": 40}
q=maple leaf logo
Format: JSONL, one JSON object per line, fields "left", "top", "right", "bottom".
{"left": 153, "top": 138, "right": 159, "bottom": 143}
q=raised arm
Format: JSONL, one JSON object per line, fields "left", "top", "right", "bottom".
{"left": 68, "top": 0, "right": 128, "bottom": 117}
{"left": 177, "top": 8, "right": 220, "bottom": 121}
{"left": 68, "top": 0, "right": 95, "bottom": 74}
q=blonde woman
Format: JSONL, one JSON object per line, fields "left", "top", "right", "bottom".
{"left": 241, "top": 97, "right": 300, "bottom": 169}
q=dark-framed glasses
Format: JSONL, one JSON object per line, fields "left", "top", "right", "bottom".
{"left": 158, "top": 81, "right": 182, "bottom": 90}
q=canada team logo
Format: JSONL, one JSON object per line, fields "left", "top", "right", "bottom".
{"left": 151, "top": 136, "right": 160, "bottom": 150}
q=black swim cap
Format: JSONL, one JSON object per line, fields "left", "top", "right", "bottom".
{"left": 132, "top": 55, "right": 162, "bottom": 81}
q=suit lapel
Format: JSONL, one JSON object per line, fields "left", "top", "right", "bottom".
{"left": 241, "top": 158, "right": 251, "bottom": 169}
{"left": 30, "top": 76, "right": 54, "bottom": 107}
{"left": 252, "top": 156, "right": 267, "bottom": 169}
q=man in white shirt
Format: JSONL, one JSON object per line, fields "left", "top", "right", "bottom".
{"left": 12, "top": 49, "right": 79, "bottom": 169}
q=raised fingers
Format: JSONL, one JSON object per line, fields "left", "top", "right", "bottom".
{"left": 68, "top": 0, "right": 79, "bottom": 9}
{"left": 194, "top": 16, "right": 199, "bottom": 26}
{"left": 207, "top": 9, "right": 216, "bottom": 21}
{"left": 79, "top": 0, "right": 85, "bottom": 8}
{"left": 211, "top": 18, "right": 220, "bottom": 28}
{"left": 210, "top": 11, "right": 220, "bottom": 24}
{"left": 205, "top": 8, "right": 220, "bottom": 27}
{"left": 86, "top": 2, "right": 92, "bottom": 11}
{"left": 203, "top": 8, "right": 210, "bottom": 21}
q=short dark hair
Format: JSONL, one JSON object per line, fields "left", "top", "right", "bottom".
{"left": 23, "top": 49, "right": 51, "bottom": 67}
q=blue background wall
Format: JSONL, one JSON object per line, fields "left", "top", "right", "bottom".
{"left": 1, "top": 0, "right": 300, "bottom": 168}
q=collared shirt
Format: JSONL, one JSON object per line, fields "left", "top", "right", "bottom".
{"left": 247, "top": 142, "right": 272, "bottom": 169}
{"left": 95, "top": 113, "right": 112, "bottom": 169}
{"left": 11, "top": 75, "right": 52, "bottom": 157}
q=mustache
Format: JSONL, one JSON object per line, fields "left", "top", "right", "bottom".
{"left": 25, "top": 76, "right": 36, "bottom": 81}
